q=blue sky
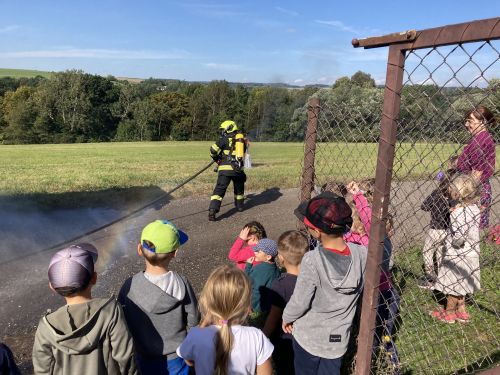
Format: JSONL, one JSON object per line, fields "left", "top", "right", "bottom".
{"left": 0, "top": 1, "right": 498, "bottom": 85}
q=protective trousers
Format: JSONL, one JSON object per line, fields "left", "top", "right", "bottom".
{"left": 209, "top": 172, "right": 246, "bottom": 213}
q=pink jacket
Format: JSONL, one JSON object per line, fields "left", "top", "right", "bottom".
{"left": 344, "top": 192, "right": 391, "bottom": 291}
{"left": 228, "top": 237, "right": 256, "bottom": 270}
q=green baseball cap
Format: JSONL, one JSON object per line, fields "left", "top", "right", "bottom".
{"left": 140, "top": 220, "right": 189, "bottom": 254}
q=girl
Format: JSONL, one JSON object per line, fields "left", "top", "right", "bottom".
{"left": 432, "top": 174, "right": 481, "bottom": 323}
{"left": 177, "top": 265, "right": 274, "bottom": 375}
{"left": 228, "top": 221, "right": 267, "bottom": 270}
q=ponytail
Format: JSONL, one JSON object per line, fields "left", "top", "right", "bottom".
{"left": 215, "top": 321, "right": 233, "bottom": 375}
{"left": 199, "top": 265, "right": 252, "bottom": 375}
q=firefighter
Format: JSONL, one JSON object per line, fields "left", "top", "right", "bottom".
{"left": 208, "top": 120, "right": 247, "bottom": 221}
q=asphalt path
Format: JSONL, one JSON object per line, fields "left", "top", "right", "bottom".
{"left": 0, "top": 187, "right": 299, "bottom": 372}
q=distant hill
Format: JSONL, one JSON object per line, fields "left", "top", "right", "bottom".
{"left": 0, "top": 68, "right": 53, "bottom": 79}
{"left": 1, "top": 68, "right": 329, "bottom": 89}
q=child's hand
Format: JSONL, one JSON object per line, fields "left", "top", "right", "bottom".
{"left": 282, "top": 321, "right": 294, "bottom": 334}
{"left": 347, "top": 181, "right": 360, "bottom": 195}
{"left": 246, "top": 256, "right": 255, "bottom": 264}
{"left": 239, "top": 226, "right": 250, "bottom": 241}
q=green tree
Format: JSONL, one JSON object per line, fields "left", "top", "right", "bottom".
{"left": 1, "top": 86, "right": 39, "bottom": 143}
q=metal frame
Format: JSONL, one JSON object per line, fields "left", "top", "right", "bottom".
{"left": 353, "top": 17, "right": 500, "bottom": 375}
{"left": 300, "top": 16, "right": 500, "bottom": 375}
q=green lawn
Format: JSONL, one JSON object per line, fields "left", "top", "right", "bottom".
{"left": 0, "top": 67, "right": 53, "bottom": 79}
{"left": 391, "top": 243, "right": 499, "bottom": 374}
{"left": 1, "top": 141, "right": 498, "bottom": 197}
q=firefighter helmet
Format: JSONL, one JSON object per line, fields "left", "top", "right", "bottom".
{"left": 219, "top": 120, "right": 238, "bottom": 133}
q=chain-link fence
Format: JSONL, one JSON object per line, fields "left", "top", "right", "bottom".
{"left": 300, "top": 18, "right": 499, "bottom": 374}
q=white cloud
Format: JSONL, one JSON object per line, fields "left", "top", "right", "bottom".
{"left": 294, "top": 78, "right": 304, "bottom": 84}
{"left": 0, "top": 25, "right": 20, "bottom": 34}
{"left": 275, "top": 6, "right": 299, "bottom": 17}
{"left": 0, "top": 48, "right": 191, "bottom": 59}
{"left": 203, "top": 62, "right": 245, "bottom": 70}
{"left": 314, "top": 20, "right": 383, "bottom": 37}
{"left": 315, "top": 20, "right": 360, "bottom": 34}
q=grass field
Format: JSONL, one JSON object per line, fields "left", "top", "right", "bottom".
{"left": 0, "top": 67, "right": 53, "bottom": 79}
{"left": 1, "top": 141, "right": 499, "bottom": 198}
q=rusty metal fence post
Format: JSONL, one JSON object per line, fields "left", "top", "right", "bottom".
{"left": 354, "top": 44, "right": 407, "bottom": 375}
{"left": 301, "top": 97, "right": 320, "bottom": 202}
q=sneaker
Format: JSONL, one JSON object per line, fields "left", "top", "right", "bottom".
{"left": 208, "top": 210, "right": 216, "bottom": 222}
{"left": 417, "top": 275, "right": 435, "bottom": 289}
{"left": 430, "top": 309, "right": 456, "bottom": 324}
{"left": 455, "top": 311, "right": 470, "bottom": 323}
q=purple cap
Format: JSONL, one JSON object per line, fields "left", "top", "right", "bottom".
{"left": 48, "top": 243, "right": 98, "bottom": 290}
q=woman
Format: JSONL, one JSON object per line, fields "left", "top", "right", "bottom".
{"left": 455, "top": 105, "right": 496, "bottom": 229}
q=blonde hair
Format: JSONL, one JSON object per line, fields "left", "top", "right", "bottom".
{"left": 449, "top": 174, "right": 480, "bottom": 205}
{"left": 199, "top": 265, "right": 251, "bottom": 375}
{"left": 321, "top": 180, "right": 347, "bottom": 197}
{"left": 277, "top": 230, "right": 308, "bottom": 266}
{"left": 348, "top": 201, "right": 366, "bottom": 236}
{"left": 358, "top": 178, "right": 375, "bottom": 204}
{"left": 140, "top": 241, "right": 175, "bottom": 266}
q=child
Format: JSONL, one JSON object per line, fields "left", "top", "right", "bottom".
{"left": 345, "top": 181, "right": 400, "bottom": 367}
{"left": 245, "top": 238, "right": 281, "bottom": 313}
{"left": 283, "top": 195, "right": 367, "bottom": 374}
{"left": 263, "top": 230, "right": 309, "bottom": 375}
{"left": 418, "top": 170, "right": 455, "bottom": 289}
{"left": 228, "top": 221, "right": 267, "bottom": 270}
{"left": 432, "top": 174, "right": 481, "bottom": 323}
{"left": 33, "top": 243, "right": 137, "bottom": 375}
{"left": 118, "top": 220, "right": 200, "bottom": 375}
{"left": 177, "top": 265, "right": 274, "bottom": 375}
{"left": 294, "top": 191, "right": 341, "bottom": 251}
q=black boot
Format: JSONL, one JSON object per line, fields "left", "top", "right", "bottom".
{"left": 208, "top": 209, "right": 216, "bottom": 221}
{"left": 235, "top": 200, "right": 244, "bottom": 212}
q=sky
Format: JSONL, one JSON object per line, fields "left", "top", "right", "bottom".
{"left": 0, "top": 0, "right": 498, "bottom": 86}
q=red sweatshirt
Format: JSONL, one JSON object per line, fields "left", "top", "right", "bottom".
{"left": 228, "top": 237, "right": 258, "bottom": 270}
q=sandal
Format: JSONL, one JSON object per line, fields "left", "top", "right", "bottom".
{"left": 430, "top": 309, "right": 456, "bottom": 324}
{"left": 455, "top": 311, "right": 470, "bottom": 323}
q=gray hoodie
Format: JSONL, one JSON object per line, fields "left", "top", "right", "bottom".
{"left": 32, "top": 296, "right": 138, "bottom": 375}
{"left": 282, "top": 243, "right": 367, "bottom": 359}
{"left": 118, "top": 271, "right": 200, "bottom": 360}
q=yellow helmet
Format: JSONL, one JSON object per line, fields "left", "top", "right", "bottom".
{"left": 219, "top": 120, "right": 238, "bottom": 133}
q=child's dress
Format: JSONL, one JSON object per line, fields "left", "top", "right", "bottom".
{"left": 434, "top": 204, "right": 481, "bottom": 296}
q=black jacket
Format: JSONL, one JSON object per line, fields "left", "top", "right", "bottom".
{"left": 421, "top": 189, "right": 451, "bottom": 230}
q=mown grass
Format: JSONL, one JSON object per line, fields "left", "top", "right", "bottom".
{"left": 0, "top": 67, "right": 53, "bottom": 79}
{"left": 391, "top": 243, "right": 499, "bottom": 374}
{"left": 1, "top": 141, "right": 498, "bottom": 198}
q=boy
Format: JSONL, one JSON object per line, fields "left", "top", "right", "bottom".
{"left": 283, "top": 195, "right": 367, "bottom": 375}
{"left": 245, "top": 238, "right": 281, "bottom": 313}
{"left": 118, "top": 220, "right": 200, "bottom": 375}
{"left": 263, "top": 230, "right": 309, "bottom": 375}
{"left": 33, "top": 243, "right": 137, "bottom": 375}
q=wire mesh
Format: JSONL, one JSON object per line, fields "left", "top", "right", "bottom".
{"left": 300, "top": 37, "right": 499, "bottom": 374}
{"left": 384, "top": 40, "right": 499, "bottom": 375}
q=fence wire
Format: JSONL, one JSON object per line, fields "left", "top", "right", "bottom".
{"left": 301, "top": 37, "right": 499, "bottom": 374}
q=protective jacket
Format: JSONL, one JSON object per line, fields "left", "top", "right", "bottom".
{"left": 210, "top": 132, "right": 246, "bottom": 175}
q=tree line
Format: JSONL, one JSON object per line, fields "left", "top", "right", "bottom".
{"left": 0, "top": 70, "right": 497, "bottom": 144}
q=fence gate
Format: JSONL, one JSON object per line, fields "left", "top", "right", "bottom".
{"left": 300, "top": 17, "right": 499, "bottom": 374}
